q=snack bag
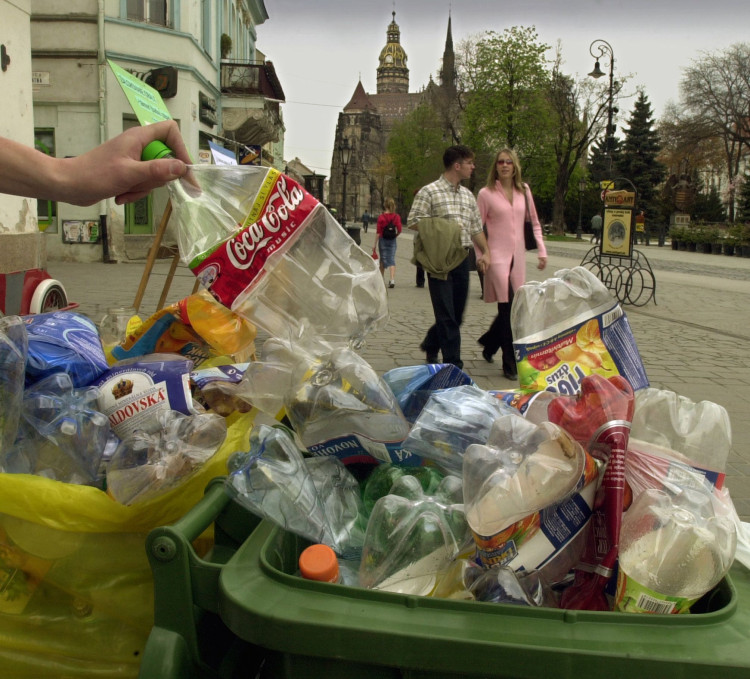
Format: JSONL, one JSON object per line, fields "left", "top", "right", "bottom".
{"left": 511, "top": 267, "right": 648, "bottom": 393}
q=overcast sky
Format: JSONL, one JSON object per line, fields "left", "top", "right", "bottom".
{"left": 257, "top": 0, "right": 750, "bottom": 175}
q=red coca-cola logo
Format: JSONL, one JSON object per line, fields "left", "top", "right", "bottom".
{"left": 226, "top": 174, "right": 306, "bottom": 271}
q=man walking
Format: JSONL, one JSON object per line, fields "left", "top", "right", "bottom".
{"left": 590, "top": 212, "right": 602, "bottom": 244}
{"left": 408, "top": 145, "right": 490, "bottom": 369}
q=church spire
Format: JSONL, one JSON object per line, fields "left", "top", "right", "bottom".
{"left": 439, "top": 12, "right": 456, "bottom": 93}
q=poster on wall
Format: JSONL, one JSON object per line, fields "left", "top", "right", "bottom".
{"left": 62, "top": 220, "right": 100, "bottom": 244}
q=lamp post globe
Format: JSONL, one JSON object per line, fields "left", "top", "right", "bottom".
{"left": 339, "top": 137, "right": 352, "bottom": 227}
{"left": 588, "top": 39, "right": 616, "bottom": 175}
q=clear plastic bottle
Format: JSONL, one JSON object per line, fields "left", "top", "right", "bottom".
{"left": 167, "top": 166, "right": 388, "bottom": 347}
{"left": 21, "top": 371, "right": 110, "bottom": 483}
{"left": 615, "top": 488, "right": 736, "bottom": 614}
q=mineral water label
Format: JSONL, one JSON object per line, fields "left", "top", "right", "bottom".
{"left": 190, "top": 170, "right": 319, "bottom": 308}
{"left": 514, "top": 302, "right": 648, "bottom": 393}
{"left": 615, "top": 569, "right": 699, "bottom": 614}
{"left": 307, "top": 433, "right": 419, "bottom": 467}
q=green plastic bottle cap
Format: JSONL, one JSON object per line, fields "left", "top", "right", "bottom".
{"left": 142, "top": 140, "right": 174, "bottom": 161}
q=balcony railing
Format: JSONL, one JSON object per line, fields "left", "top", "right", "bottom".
{"left": 220, "top": 60, "right": 285, "bottom": 101}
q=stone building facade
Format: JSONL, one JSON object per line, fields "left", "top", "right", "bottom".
{"left": 328, "top": 12, "right": 459, "bottom": 223}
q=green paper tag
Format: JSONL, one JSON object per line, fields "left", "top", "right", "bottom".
{"left": 109, "top": 60, "right": 172, "bottom": 125}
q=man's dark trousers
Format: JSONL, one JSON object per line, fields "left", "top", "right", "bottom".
{"left": 422, "top": 256, "right": 470, "bottom": 369}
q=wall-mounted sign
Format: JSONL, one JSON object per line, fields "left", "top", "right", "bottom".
{"left": 239, "top": 145, "right": 261, "bottom": 165}
{"left": 208, "top": 141, "right": 237, "bottom": 165}
{"left": 32, "top": 71, "right": 50, "bottom": 86}
{"left": 62, "top": 220, "right": 100, "bottom": 244}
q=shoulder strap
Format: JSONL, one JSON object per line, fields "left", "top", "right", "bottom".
{"left": 523, "top": 183, "right": 530, "bottom": 219}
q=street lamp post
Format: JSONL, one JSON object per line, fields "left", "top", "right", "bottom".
{"left": 576, "top": 177, "right": 586, "bottom": 240}
{"left": 588, "top": 39, "right": 616, "bottom": 174}
{"left": 339, "top": 137, "right": 352, "bottom": 227}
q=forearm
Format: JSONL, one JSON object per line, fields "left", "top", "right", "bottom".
{"left": 0, "top": 137, "right": 65, "bottom": 201}
{"left": 471, "top": 231, "right": 490, "bottom": 257}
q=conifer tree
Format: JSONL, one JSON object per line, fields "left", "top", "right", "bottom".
{"left": 618, "top": 91, "right": 665, "bottom": 219}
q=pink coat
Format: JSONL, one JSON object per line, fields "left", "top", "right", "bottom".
{"left": 476, "top": 182, "right": 546, "bottom": 303}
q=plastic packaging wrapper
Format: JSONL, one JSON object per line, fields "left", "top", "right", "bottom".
{"left": 463, "top": 415, "right": 598, "bottom": 584}
{"left": 18, "top": 372, "right": 110, "bottom": 484}
{"left": 615, "top": 486, "right": 737, "bottom": 613}
{"left": 93, "top": 354, "right": 196, "bottom": 439}
{"left": 108, "top": 290, "right": 256, "bottom": 366}
{"left": 0, "top": 410, "right": 257, "bottom": 678}
{"left": 402, "top": 384, "right": 516, "bottom": 474}
{"left": 628, "top": 387, "right": 731, "bottom": 491}
{"left": 545, "top": 374, "right": 635, "bottom": 610}
{"left": 191, "top": 362, "right": 254, "bottom": 417}
{"left": 359, "top": 474, "right": 470, "bottom": 595}
{"left": 0, "top": 315, "right": 28, "bottom": 456}
{"left": 225, "top": 424, "right": 365, "bottom": 558}
{"left": 167, "top": 165, "right": 388, "bottom": 347}
{"left": 361, "top": 463, "right": 445, "bottom": 516}
{"left": 24, "top": 310, "right": 109, "bottom": 387}
{"left": 238, "top": 338, "right": 413, "bottom": 466}
{"left": 468, "top": 565, "right": 558, "bottom": 607}
{"left": 106, "top": 410, "right": 227, "bottom": 505}
{"left": 511, "top": 267, "right": 648, "bottom": 393}
{"left": 382, "top": 363, "right": 474, "bottom": 423}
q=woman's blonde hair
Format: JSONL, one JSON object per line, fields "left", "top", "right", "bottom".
{"left": 485, "top": 148, "right": 524, "bottom": 192}
{"left": 383, "top": 197, "right": 396, "bottom": 213}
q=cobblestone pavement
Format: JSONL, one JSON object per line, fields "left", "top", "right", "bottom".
{"left": 47, "top": 229, "right": 750, "bottom": 520}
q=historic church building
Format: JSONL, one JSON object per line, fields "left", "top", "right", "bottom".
{"left": 328, "top": 11, "right": 459, "bottom": 223}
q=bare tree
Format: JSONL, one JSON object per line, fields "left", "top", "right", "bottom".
{"left": 680, "top": 43, "right": 750, "bottom": 220}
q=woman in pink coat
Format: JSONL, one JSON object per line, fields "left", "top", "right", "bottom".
{"left": 476, "top": 148, "right": 547, "bottom": 380}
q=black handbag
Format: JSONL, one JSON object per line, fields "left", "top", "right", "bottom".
{"left": 523, "top": 185, "right": 537, "bottom": 251}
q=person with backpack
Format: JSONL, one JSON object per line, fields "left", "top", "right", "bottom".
{"left": 373, "top": 197, "right": 402, "bottom": 288}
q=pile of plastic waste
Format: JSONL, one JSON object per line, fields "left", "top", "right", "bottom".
{"left": 0, "top": 166, "right": 740, "bottom": 617}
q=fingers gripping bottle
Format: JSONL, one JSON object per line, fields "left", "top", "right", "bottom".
{"left": 167, "top": 166, "right": 389, "bottom": 347}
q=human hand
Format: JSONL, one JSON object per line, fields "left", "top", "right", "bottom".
{"left": 58, "top": 120, "right": 191, "bottom": 206}
{"left": 537, "top": 256, "right": 547, "bottom": 270}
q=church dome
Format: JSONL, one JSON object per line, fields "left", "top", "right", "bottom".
{"left": 377, "top": 11, "right": 409, "bottom": 94}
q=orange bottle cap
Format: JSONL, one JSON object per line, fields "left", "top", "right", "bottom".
{"left": 299, "top": 544, "right": 339, "bottom": 582}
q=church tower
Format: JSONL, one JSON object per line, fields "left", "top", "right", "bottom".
{"left": 376, "top": 11, "right": 409, "bottom": 94}
{"left": 439, "top": 13, "right": 457, "bottom": 95}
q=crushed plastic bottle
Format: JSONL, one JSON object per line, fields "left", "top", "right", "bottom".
{"left": 382, "top": 364, "right": 474, "bottom": 423}
{"left": 361, "top": 463, "right": 445, "bottom": 516}
{"left": 238, "top": 338, "right": 413, "bottom": 466}
{"left": 226, "top": 424, "right": 365, "bottom": 558}
{"left": 359, "top": 475, "right": 470, "bottom": 595}
{"left": 298, "top": 544, "right": 360, "bottom": 586}
{"left": 463, "top": 414, "right": 597, "bottom": 584}
{"left": 402, "top": 384, "right": 517, "bottom": 474}
{"left": 469, "top": 566, "right": 558, "bottom": 608}
{"left": 21, "top": 372, "right": 110, "bottom": 484}
{"left": 106, "top": 409, "right": 227, "bottom": 505}
{"left": 511, "top": 267, "right": 648, "bottom": 393}
{"left": 167, "top": 165, "right": 388, "bottom": 347}
{"left": 627, "top": 387, "right": 731, "bottom": 492}
{"left": 0, "top": 316, "right": 28, "bottom": 459}
{"left": 615, "top": 487, "right": 737, "bottom": 614}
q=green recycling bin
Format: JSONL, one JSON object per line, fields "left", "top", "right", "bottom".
{"left": 139, "top": 479, "right": 750, "bottom": 679}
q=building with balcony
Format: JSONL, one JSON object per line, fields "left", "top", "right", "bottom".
{"left": 25, "top": 0, "right": 285, "bottom": 264}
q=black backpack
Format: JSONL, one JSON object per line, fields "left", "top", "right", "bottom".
{"left": 382, "top": 216, "right": 398, "bottom": 240}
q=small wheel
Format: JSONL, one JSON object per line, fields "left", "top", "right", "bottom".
{"left": 29, "top": 280, "right": 68, "bottom": 314}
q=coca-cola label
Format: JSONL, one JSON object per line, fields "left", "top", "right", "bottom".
{"left": 190, "top": 170, "right": 319, "bottom": 308}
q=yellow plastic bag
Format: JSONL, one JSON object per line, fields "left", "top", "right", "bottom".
{"left": 0, "top": 409, "right": 257, "bottom": 679}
